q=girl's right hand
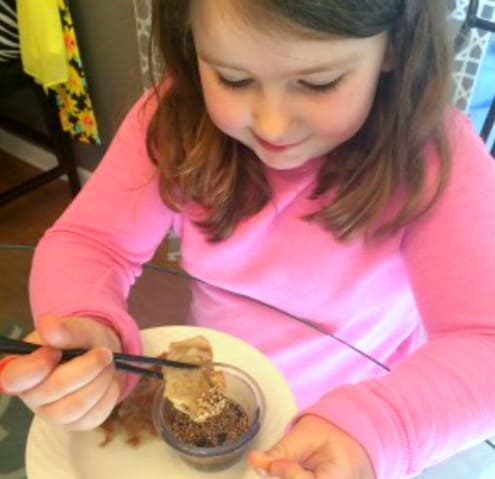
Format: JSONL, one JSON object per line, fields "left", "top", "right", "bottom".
{"left": 0, "top": 314, "right": 125, "bottom": 431}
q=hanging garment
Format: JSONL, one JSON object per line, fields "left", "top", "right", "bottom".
{"left": 16, "top": 0, "right": 68, "bottom": 86}
{"left": 51, "top": 0, "right": 100, "bottom": 144}
{"left": 15, "top": 0, "right": 100, "bottom": 143}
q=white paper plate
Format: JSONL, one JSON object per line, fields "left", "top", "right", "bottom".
{"left": 25, "top": 326, "right": 297, "bottom": 479}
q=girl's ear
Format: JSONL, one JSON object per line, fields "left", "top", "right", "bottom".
{"left": 381, "top": 41, "right": 395, "bottom": 72}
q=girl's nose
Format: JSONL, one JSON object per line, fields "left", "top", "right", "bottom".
{"left": 252, "top": 92, "right": 290, "bottom": 143}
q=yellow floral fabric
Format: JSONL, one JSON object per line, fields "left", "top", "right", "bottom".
{"left": 52, "top": 0, "right": 100, "bottom": 143}
{"left": 17, "top": 0, "right": 100, "bottom": 143}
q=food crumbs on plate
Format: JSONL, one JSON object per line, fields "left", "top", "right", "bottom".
{"left": 99, "top": 364, "right": 162, "bottom": 447}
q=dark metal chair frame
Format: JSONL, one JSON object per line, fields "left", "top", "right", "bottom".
{"left": 0, "top": 60, "right": 81, "bottom": 206}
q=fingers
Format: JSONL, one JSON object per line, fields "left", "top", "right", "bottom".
{"left": 270, "top": 459, "right": 314, "bottom": 479}
{"left": 21, "top": 347, "right": 113, "bottom": 408}
{"left": 67, "top": 379, "right": 121, "bottom": 431}
{"left": 34, "top": 366, "right": 118, "bottom": 428}
{"left": 249, "top": 425, "right": 314, "bottom": 477}
{"left": 20, "top": 347, "right": 118, "bottom": 430}
{"left": 249, "top": 450, "right": 275, "bottom": 472}
{"left": 249, "top": 414, "right": 374, "bottom": 479}
{"left": 250, "top": 452, "right": 340, "bottom": 479}
{"left": 23, "top": 329, "right": 43, "bottom": 344}
{"left": 249, "top": 452, "right": 314, "bottom": 479}
{"left": 0, "top": 356, "right": 20, "bottom": 394}
{"left": 1, "top": 316, "right": 124, "bottom": 431}
{"left": 0, "top": 346, "right": 61, "bottom": 394}
{"left": 1, "top": 314, "right": 124, "bottom": 431}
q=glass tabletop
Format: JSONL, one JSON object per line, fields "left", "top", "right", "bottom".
{"left": 1, "top": 244, "right": 494, "bottom": 479}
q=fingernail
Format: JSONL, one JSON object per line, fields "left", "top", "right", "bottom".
{"left": 94, "top": 346, "right": 112, "bottom": 361}
{"left": 255, "top": 469, "right": 268, "bottom": 477}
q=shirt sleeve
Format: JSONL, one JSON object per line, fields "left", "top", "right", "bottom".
{"left": 29, "top": 92, "right": 174, "bottom": 395}
{"left": 302, "top": 111, "right": 495, "bottom": 479}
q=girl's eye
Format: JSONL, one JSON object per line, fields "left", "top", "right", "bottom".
{"left": 299, "top": 77, "right": 343, "bottom": 93}
{"left": 215, "top": 73, "right": 344, "bottom": 92}
{"left": 216, "top": 74, "right": 253, "bottom": 89}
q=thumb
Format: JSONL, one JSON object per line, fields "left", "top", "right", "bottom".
{"left": 248, "top": 415, "right": 335, "bottom": 478}
{"left": 249, "top": 434, "right": 312, "bottom": 478}
{"left": 37, "top": 314, "right": 119, "bottom": 351}
{"left": 36, "top": 314, "right": 71, "bottom": 348}
{"left": 249, "top": 441, "right": 293, "bottom": 470}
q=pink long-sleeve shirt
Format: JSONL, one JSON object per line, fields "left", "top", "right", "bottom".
{"left": 30, "top": 93, "right": 495, "bottom": 479}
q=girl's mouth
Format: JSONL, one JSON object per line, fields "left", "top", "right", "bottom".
{"left": 253, "top": 134, "right": 307, "bottom": 152}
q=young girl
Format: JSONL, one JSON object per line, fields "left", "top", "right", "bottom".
{"left": 1, "top": 1, "right": 495, "bottom": 478}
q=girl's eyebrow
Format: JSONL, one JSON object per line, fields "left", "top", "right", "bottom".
{"left": 197, "top": 51, "right": 358, "bottom": 75}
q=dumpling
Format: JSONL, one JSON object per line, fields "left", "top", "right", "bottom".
{"left": 163, "top": 336, "right": 225, "bottom": 421}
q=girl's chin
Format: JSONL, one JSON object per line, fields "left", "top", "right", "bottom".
{"left": 261, "top": 160, "right": 307, "bottom": 170}
{"left": 257, "top": 153, "right": 312, "bottom": 171}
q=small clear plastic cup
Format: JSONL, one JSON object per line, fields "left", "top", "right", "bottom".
{"left": 152, "top": 363, "right": 265, "bottom": 471}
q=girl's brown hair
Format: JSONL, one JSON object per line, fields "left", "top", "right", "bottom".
{"left": 147, "top": 0, "right": 453, "bottom": 242}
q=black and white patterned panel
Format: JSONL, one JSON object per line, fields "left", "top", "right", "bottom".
{"left": 132, "top": 0, "right": 163, "bottom": 90}
{"left": 451, "top": 0, "right": 495, "bottom": 111}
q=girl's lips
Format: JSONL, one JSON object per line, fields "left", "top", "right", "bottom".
{"left": 254, "top": 134, "right": 306, "bottom": 152}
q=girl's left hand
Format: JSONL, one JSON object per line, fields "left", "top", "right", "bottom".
{"left": 248, "top": 414, "right": 375, "bottom": 479}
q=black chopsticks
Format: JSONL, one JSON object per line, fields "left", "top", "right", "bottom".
{"left": 0, "top": 336, "right": 199, "bottom": 380}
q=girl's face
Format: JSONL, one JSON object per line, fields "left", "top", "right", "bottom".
{"left": 191, "top": 0, "right": 390, "bottom": 171}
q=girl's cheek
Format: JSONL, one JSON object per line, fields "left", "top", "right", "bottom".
{"left": 203, "top": 89, "right": 248, "bottom": 134}
{"left": 308, "top": 88, "right": 375, "bottom": 141}
{"left": 317, "top": 109, "right": 364, "bottom": 140}
{"left": 199, "top": 68, "right": 248, "bottom": 134}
